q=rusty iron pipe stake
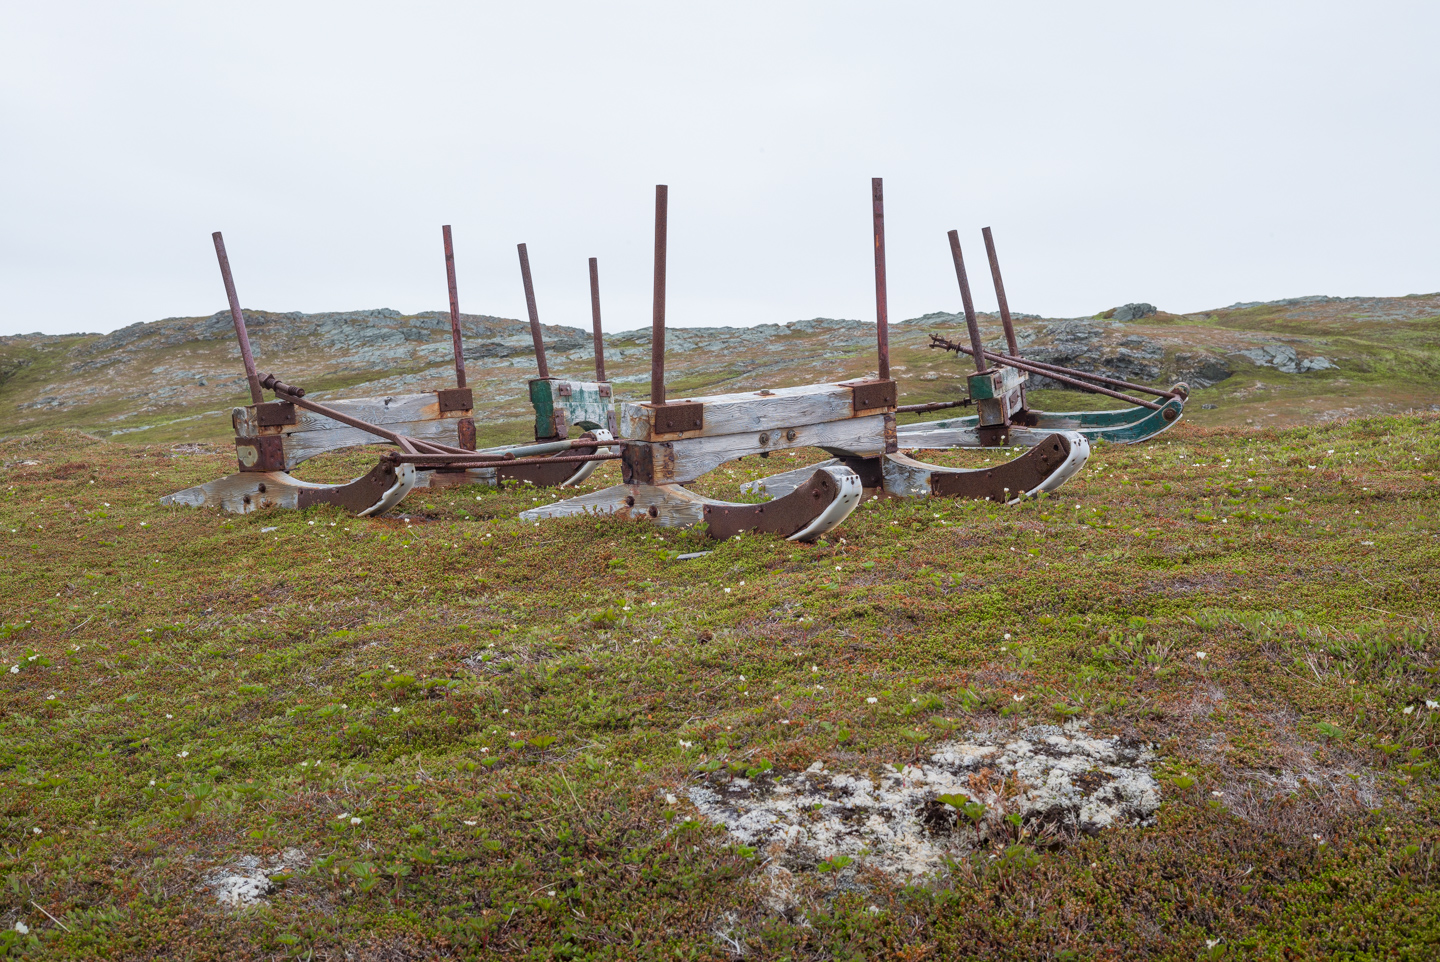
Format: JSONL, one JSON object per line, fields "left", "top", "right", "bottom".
{"left": 947, "top": 230, "right": 988, "bottom": 376}
{"left": 651, "top": 185, "right": 668, "bottom": 405}
{"left": 517, "top": 243, "right": 550, "bottom": 379}
{"left": 588, "top": 257, "right": 606, "bottom": 382}
{"left": 211, "top": 232, "right": 264, "bottom": 405}
{"left": 390, "top": 452, "right": 622, "bottom": 469}
{"left": 442, "top": 225, "right": 467, "bottom": 389}
{"left": 871, "top": 178, "right": 891, "bottom": 381}
{"left": 981, "top": 227, "right": 1021, "bottom": 359}
{"left": 927, "top": 336, "right": 1161, "bottom": 410}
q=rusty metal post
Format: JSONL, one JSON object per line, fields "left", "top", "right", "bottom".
{"left": 982, "top": 227, "right": 1020, "bottom": 358}
{"left": 871, "top": 178, "right": 890, "bottom": 381}
{"left": 651, "top": 184, "right": 668, "bottom": 405}
{"left": 588, "top": 257, "right": 606, "bottom": 382}
{"left": 211, "top": 232, "right": 264, "bottom": 405}
{"left": 947, "top": 230, "right": 988, "bottom": 375}
{"left": 442, "top": 225, "right": 467, "bottom": 389}
{"left": 517, "top": 243, "right": 550, "bottom": 379}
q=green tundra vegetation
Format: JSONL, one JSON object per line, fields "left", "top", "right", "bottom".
{"left": 1, "top": 411, "right": 1438, "bottom": 959}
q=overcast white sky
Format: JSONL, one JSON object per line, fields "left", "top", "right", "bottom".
{"left": 1, "top": 1, "right": 1437, "bottom": 338}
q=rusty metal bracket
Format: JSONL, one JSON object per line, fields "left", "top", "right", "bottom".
{"left": 254, "top": 401, "right": 297, "bottom": 427}
{"left": 652, "top": 401, "right": 704, "bottom": 436}
{"left": 850, "top": 379, "right": 897, "bottom": 414}
{"left": 235, "top": 436, "right": 286, "bottom": 473}
{"left": 437, "top": 387, "right": 473, "bottom": 414}
{"left": 456, "top": 417, "right": 476, "bottom": 451}
{"left": 703, "top": 467, "right": 842, "bottom": 540}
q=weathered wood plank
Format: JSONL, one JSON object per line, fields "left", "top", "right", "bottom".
{"left": 627, "top": 414, "right": 889, "bottom": 484}
{"left": 619, "top": 381, "right": 884, "bottom": 441}
{"left": 277, "top": 419, "right": 463, "bottom": 470}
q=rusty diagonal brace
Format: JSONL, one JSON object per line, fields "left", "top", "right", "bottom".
{"left": 926, "top": 337, "right": 1164, "bottom": 410}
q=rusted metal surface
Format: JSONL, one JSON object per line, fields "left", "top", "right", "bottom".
{"left": 211, "top": 232, "right": 264, "bottom": 405}
{"left": 896, "top": 399, "right": 971, "bottom": 414}
{"left": 258, "top": 373, "right": 306, "bottom": 397}
{"left": 442, "top": 225, "right": 467, "bottom": 389}
{"left": 925, "top": 432, "right": 1075, "bottom": 501}
{"left": 946, "top": 230, "right": 988, "bottom": 375}
{"left": 651, "top": 185, "right": 668, "bottom": 405}
{"left": 652, "top": 401, "right": 704, "bottom": 436}
{"left": 589, "top": 257, "right": 606, "bottom": 382}
{"left": 981, "top": 227, "right": 1021, "bottom": 358}
{"left": 296, "top": 460, "right": 407, "bottom": 513}
{"left": 703, "top": 467, "right": 842, "bottom": 540}
{"left": 456, "top": 417, "right": 476, "bottom": 450}
{"left": 871, "top": 178, "right": 890, "bottom": 381}
{"left": 517, "top": 243, "right": 550, "bottom": 379}
{"left": 236, "top": 436, "right": 286, "bottom": 473}
{"left": 850, "top": 379, "right": 897, "bottom": 413}
{"left": 836, "top": 455, "right": 886, "bottom": 491}
{"left": 621, "top": 441, "right": 674, "bottom": 487}
{"left": 436, "top": 387, "right": 473, "bottom": 414}
{"left": 928, "top": 335, "right": 1163, "bottom": 410}
{"left": 253, "top": 401, "right": 297, "bottom": 427}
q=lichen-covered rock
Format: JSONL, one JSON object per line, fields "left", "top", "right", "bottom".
{"left": 1234, "top": 344, "right": 1334, "bottom": 374}
{"left": 685, "top": 727, "right": 1160, "bottom": 884}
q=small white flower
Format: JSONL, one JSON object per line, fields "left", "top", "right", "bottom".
{"left": 31, "top": 827, "right": 41, "bottom": 835}
{"left": 14, "top": 921, "right": 28, "bottom": 935}
{"left": 464, "top": 820, "right": 477, "bottom": 826}
{"left": 1195, "top": 651, "right": 1207, "bottom": 660}
{"left": 866, "top": 697, "right": 877, "bottom": 704}
{"left": 165, "top": 714, "right": 172, "bottom": 719}
{"left": 148, "top": 779, "right": 156, "bottom": 786}
{"left": 739, "top": 581, "right": 745, "bottom": 586}
{"left": 1003, "top": 633, "right": 1011, "bottom": 640}
{"left": 1312, "top": 834, "right": 1325, "bottom": 845}
{"left": 547, "top": 890, "right": 556, "bottom": 897}
{"left": 739, "top": 675, "right": 746, "bottom": 682}
{"left": 350, "top": 817, "right": 362, "bottom": 825}
{"left": 781, "top": 719, "right": 790, "bottom": 725}
{"left": 1012, "top": 694, "right": 1025, "bottom": 702}
{"left": 46, "top": 694, "right": 55, "bottom": 701}
{"left": 1428, "top": 701, "right": 1439, "bottom": 710}
{"left": 678, "top": 739, "right": 693, "bottom": 748}
{"left": 1404, "top": 705, "right": 1415, "bottom": 714}
{"left": 502, "top": 708, "right": 509, "bottom": 714}
{"left": 480, "top": 747, "right": 488, "bottom": 753}
{"left": 1211, "top": 791, "right": 1223, "bottom": 797}
{"left": 664, "top": 793, "right": 677, "bottom": 805}
{"left": 177, "top": 750, "right": 189, "bottom": 759}
{"left": 724, "top": 587, "right": 731, "bottom": 593}
{"left": 1206, "top": 939, "right": 1221, "bottom": 949}
{"left": 392, "top": 707, "right": 401, "bottom": 713}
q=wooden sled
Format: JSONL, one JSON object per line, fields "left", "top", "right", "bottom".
{"left": 742, "top": 429, "right": 1090, "bottom": 504}
{"left": 520, "top": 379, "right": 884, "bottom": 541}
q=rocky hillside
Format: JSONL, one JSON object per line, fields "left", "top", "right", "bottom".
{"left": 2, "top": 293, "right": 1438, "bottom": 446}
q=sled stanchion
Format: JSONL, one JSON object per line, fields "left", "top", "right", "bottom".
{"left": 589, "top": 257, "right": 606, "bottom": 382}
{"left": 651, "top": 184, "right": 668, "bottom": 405}
{"left": 982, "top": 227, "right": 1021, "bottom": 359}
{"left": 443, "top": 225, "right": 467, "bottom": 389}
{"left": 947, "top": 230, "right": 988, "bottom": 375}
{"left": 211, "top": 231, "right": 264, "bottom": 405}
{"left": 518, "top": 243, "right": 549, "bottom": 379}
{"left": 872, "top": 178, "right": 890, "bottom": 381}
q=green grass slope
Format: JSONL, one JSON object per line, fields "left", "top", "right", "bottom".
{"left": 1, "top": 415, "right": 1439, "bottom": 958}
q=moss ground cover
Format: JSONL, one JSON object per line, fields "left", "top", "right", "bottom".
{"left": 1, "top": 415, "right": 1439, "bottom": 959}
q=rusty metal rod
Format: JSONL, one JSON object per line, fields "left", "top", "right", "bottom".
{"left": 393, "top": 438, "right": 624, "bottom": 463}
{"left": 985, "top": 351, "right": 1181, "bottom": 399}
{"left": 389, "top": 452, "right": 622, "bottom": 469}
{"left": 981, "top": 227, "right": 1021, "bottom": 359}
{"left": 588, "top": 257, "right": 606, "bottom": 382}
{"left": 442, "top": 225, "right": 467, "bottom": 389}
{"left": 517, "top": 243, "right": 549, "bottom": 379}
{"left": 266, "top": 385, "right": 483, "bottom": 454}
{"left": 946, "top": 230, "right": 989, "bottom": 376}
{"left": 871, "top": 178, "right": 890, "bottom": 381}
{"left": 651, "top": 184, "right": 668, "bottom": 405}
{"left": 211, "top": 232, "right": 264, "bottom": 405}
{"left": 896, "top": 399, "right": 972, "bottom": 414}
{"left": 927, "top": 336, "right": 1161, "bottom": 410}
